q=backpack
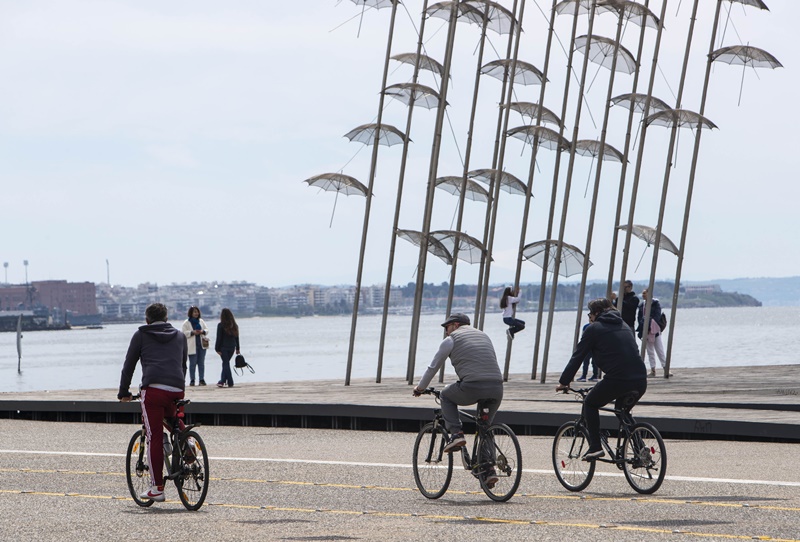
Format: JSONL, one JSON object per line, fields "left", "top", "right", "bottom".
{"left": 658, "top": 313, "right": 667, "bottom": 332}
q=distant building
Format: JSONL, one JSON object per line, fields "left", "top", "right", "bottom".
{"left": 0, "top": 280, "right": 97, "bottom": 316}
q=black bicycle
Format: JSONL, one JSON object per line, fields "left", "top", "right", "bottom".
{"left": 125, "top": 396, "right": 210, "bottom": 510}
{"left": 413, "top": 387, "right": 522, "bottom": 502}
{"left": 552, "top": 387, "right": 666, "bottom": 494}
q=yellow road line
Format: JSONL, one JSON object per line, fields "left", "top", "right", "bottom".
{"left": 0, "top": 488, "right": 797, "bottom": 541}
{"left": 5, "top": 467, "right": 800, "bottom": 513}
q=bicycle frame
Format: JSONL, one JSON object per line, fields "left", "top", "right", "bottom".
{"left": 428, "top": 400, "right": 495, "bottom": 478}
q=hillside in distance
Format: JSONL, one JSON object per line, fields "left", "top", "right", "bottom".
{"left": 690, "top": 277, "right": 800, "bottom": 307}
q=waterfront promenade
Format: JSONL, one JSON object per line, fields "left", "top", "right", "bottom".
{"left": 1, "top": 364, "right": 797, "bottom": 441}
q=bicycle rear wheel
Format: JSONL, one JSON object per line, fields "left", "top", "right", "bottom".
{"left": 412, "top": 422, "right": 453, "bottom": 499}
{"left": 125, "top": 429, "right": 154, "bottom": 507}
{"left": 623, "top": 422, "right": 666, "bottom": 494}
{"left": 175, "top": 431, "right": 209, "bottom": 510}
{"left": 552, "top": 421, "right": 595, "bottom": 492}
{"left": 478, "top": 423, "right": 521, "bottom": 502}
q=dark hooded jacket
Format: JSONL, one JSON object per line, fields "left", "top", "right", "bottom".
{"left": 118, "top": 322, "right": 187, "bottom": 399}
{"left": 559, "top": 310, "right": 647, "bottom": 386}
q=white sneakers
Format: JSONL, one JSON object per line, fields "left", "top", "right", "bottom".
{"left": 140, "top": 486, "right": 165, "bottom": 502}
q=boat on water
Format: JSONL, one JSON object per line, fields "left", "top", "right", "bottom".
{"left": 0, "top": 310, "right": 68, "bottom": 332}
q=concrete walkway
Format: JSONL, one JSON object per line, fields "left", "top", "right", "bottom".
{"left": 0, "top": 365, "right": 797, "bottom": 441}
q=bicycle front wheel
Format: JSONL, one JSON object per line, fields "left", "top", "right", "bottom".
{"left": 623, "top": 422, "right": 666, "bottom": 494}
{"left": 125, "top": 429, "right": 154, "bottom": 507}
{"left": 478, "top": 423, "right": 522, "bottom": 502}
{"left": 175, "top": 431, "right": 209, "bottom": 511}
{"left": 552, "top": 421, "right": 595, "bottom": 492}
{"left": 412, "top": 422, "right": 453, "bottom": 499}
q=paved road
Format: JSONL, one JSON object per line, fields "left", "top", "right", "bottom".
{"left": 0, "top": 420, "right": 798, "bottom": 541}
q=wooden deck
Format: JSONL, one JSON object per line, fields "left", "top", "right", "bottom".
{"left": 1, "top": 365, "right": 798, "bottom": 441}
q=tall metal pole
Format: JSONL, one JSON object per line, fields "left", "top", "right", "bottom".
{"left": 480, "top": 2, "right": 525, "bottom": 329}
{"left": 376, "top": 0, "right": 430, "bottom": 383}
{"left": 475, "top": 0, "right": 526, "bottom": 330}
{"left": 473, "top": 4, "right": 523, "bottom": 330}
{"left": 406, "top": 1, "right": 460, "bottom": 384}
{"left": 504, "top": 0, "right": 558, "bottom": 380}
{"left": 605, "top": 0, "right": 654, "bottom": 298}
{"left": 571, "top": 5, "right": 627, "bottom": 348}
{"left": 617, "top": 0, "right": 668, "bottom": 304}
{"left": 539, "top": 0, "right": 598, "bottom": 383}
{"left": 531, "top": 0, "right": 582, "bottom": 379}
{"left": 640, "top": 0, "right": 700, "bottom": 368}
{"left": 665, "top": 0, "right": 728, "bottom": 376}
{"left": 345, "top": 2, "right": 400, "bottom": 386}
{"left": 443, "top": 0, "right": 499, "bottom": 327}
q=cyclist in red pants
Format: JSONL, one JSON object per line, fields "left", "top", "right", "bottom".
{"left": 118, "top": 303, "right": 187, "bottom": 502}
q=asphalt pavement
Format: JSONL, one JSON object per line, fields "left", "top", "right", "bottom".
{"left": 0, "top": 419, "right": 798, "bottom": 541}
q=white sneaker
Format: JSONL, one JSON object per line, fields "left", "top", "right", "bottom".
{"left": 139, "top": 487, "right": 165, "bottom": 502}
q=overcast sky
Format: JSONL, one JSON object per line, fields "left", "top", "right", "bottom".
{"left": 0, "top": 1, "right": 794, "bottom": 289}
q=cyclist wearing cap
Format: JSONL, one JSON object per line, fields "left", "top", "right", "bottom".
{"left": 556, "top": 298, "right": 647, "bottom": 461}
{"left": 413, "top": 313, "right": 503, "bottom": 453}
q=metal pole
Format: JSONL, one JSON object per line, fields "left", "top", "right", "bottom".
{"left": 571, "top": 5, "right": 626, "bottom": 348}
{"left": 504, "top": 0, "right": 558, "bottom": 381}
{"left": 605, "top": 0, "right": 654, "bottom": 298}
{"left": 531, "top": 0, "right": 581, "bottom": 379}
{"left": 376, "top": 0, "right": 430, "bottom": 383}
{"left": 406, "top": 1, "right": 460, "bottom": 384}
{"left": 476, "top": 0, "right": 526, "bottom": 331}
{"left": 440, "top": 0, "right": 510, "bottom": 384}
{"left": 617, "top": 0, "right": 668, "bottom": 307}
{"left": 665, "top": 0, "right": 726, "bottom": 377}
{"left": 345, "top": 2, "right": 399, "bottom": 386}
{"left": 640, "top": 0, "right": 700, "bottom": 368}
{"left": 540, "top": 0, "right": 598, "bottom": 383}
{"left": 474, "top": 4, "right": 522, "bottom": 330}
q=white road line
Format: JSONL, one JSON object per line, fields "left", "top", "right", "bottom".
{"left": 3, "top": 449, "right": 799, "bottom": 488}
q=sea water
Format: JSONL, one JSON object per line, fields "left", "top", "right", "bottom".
{"left": 0, "top": 306, "right": 796, "bottom": 393}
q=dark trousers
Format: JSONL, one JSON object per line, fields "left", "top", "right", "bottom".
{"left": 583, "top": 378, "right": 647, "bottom": 450}
{"left": 503, "top": 316, "right": 525, "bottom": 337}
{"left": 219, "top": 349, "right": 235, "bottom": 386}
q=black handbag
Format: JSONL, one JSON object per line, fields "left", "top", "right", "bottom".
{"left": 234, "top": 354, "right": 254, "bottom": 375}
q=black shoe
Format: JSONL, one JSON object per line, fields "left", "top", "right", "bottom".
{"left": 199, "top": 380, "right": 206, "bottom": 386}
{"left": 442, "top": 432, "right": 466, "bottom": 453}
{"left": 483, "top": 469, "right": 499, "bottom": 489}
{"left": 582, "top": 448, "right": 605, "bottom": 461}
{"left": 189, "top": 381, "right": 195, "bottom": 387}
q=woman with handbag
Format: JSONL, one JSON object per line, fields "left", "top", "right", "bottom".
{"left": 214, "top": 307, "right": 240, "bottom": 388}
{"left": 181, "top": 306, "right": 209, "bottom": 386}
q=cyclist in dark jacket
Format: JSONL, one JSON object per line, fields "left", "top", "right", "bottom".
{"left": 118, "top": 303, "right": 187, "bottom": 502}
{"left": 556, "top": 298, "right": 647, "bottom": 460}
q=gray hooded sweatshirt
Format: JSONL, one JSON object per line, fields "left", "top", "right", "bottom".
{"left": 118, "top": 322, "right": 187, "bottom": 399}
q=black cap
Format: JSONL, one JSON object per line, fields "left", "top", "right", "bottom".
{"left": 441, "top": 313, "right": 470, "bottom": 327}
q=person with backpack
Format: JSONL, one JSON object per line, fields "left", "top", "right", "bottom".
{"left": 637, "top": 289, "right": 672, "bottom": 378}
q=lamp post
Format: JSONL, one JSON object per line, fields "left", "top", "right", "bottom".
{"left": 3, "top": 262, "right": 7, "bottom": 284}
{"left": 23, "top": 260, "right": 30, "bottom": 308}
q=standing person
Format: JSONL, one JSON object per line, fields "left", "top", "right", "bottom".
{"left": 117, "top": 303, "right": 187, "bottom": 503}
{"left": 637, "top": 289, "right": 672, "bottom": 377}
{"left": 612, "top": 280, "right": 639, "bottom": 330}
{"left": 181, "top": 306, "right": 209, "bottom": 386}
{"left": 500, "top": 287, "right": 525, "bottom": 341}
{"left": 556, "top": 298, "right": 647, "bottom": 460}
{"left": 412, "top": 313, "right": 504, "bottom": 456}
{"left": 214, "top": 307, "right": 240, "bottom": 388}
{"left": 575, "top": 319, "right": 599, "bottom": 382}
